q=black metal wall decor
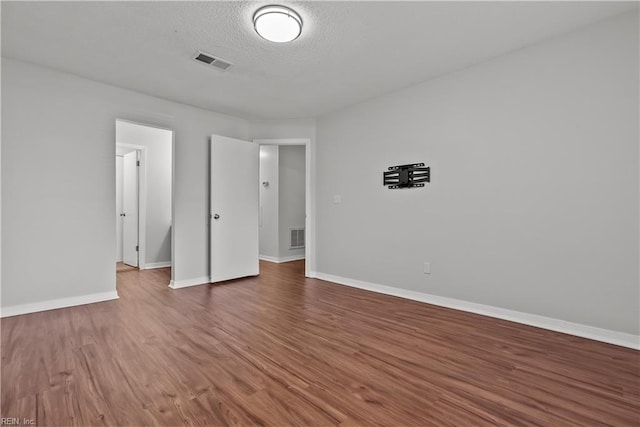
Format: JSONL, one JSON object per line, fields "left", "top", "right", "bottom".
{"left": 383, "top": 163, "right": 430, "bottom": 189}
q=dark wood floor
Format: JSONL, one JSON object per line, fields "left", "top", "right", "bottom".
{"left": 1, "top": 261, "right": 638, "bottom": 426}
{"left": 116, "top": 262, "right": 138, "bottom": 273}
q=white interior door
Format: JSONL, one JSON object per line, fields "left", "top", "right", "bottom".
{"left": 115, "top": 156, "right": 124, "bottom": 262}
{"left": 123, "top": 151, "right": 139, "bottom": 267}
{"left": 210, "top": 135, "right": 259, "bottom": 283}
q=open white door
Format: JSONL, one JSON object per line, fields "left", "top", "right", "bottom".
{"left": 122, "top": 151, "right": 139, "bottom": 267}
{"left": 210, "top": 135, "right": 259, "bottom": 283}
{"left": 115, "top": 156, "right": 124, "bottom": 262}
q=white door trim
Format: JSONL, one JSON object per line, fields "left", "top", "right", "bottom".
{"left": 116, "top": 142, "right": 147, "bottom": 269}
{"left": 254, "top": 138, "right": 314, "bottom": 278}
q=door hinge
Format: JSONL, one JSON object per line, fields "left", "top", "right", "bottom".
{"left": 136, "top": 245, "right": 139, "bottom": 252}
{"left": 136, "top": 160, "right": 140, "bottom": 167}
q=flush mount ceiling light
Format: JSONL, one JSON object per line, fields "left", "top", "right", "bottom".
{"left": 253, "top": 5, "right": 302, "bottom": 43}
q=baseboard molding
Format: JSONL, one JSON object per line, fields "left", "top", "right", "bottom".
{"left": 0, "top": 291, "right": 120, "bottom": 318}
{"left": 169, "top": 276, "right": 211, "bottom": 290}
{"left": 260, "top": 254, "right": 306, "bottom": 264}
{"left": 315, "top": 272, "right": 639, "bottom": 350}
{"left": 142, "top": 261, "right": 172, "bottom": 270}
{"left": 281, "top": 254, "right": 306, "bottom": 263}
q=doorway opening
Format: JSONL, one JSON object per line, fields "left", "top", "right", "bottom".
{"left": 256, "top": 139, "right": 311, "bottom": 276}
{"left": 115, "top": 120, "right": 173, "bottom": 273}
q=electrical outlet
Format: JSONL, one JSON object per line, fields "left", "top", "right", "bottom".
{"left": 423, "top": 262, "right": 431, "bottom": 274}
{"left": 332, "top": 195, "right": 341, "bottom": 204}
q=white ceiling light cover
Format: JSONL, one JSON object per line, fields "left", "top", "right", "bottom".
{"left": 253, "top": 5, "right": 302, "bottom": 43}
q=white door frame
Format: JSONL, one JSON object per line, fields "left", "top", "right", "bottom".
{"left": 116, "top": 118, "right": 175, "bottom": 285}
{"left": 116, "top": 142, "right": 147, "bottom": 269}
{"left": 254, "top": 138, "right": 314, "bottom": 278}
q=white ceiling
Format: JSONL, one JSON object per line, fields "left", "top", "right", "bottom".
{"left": 2, "top": 1, "right": 636, "bottom": 120}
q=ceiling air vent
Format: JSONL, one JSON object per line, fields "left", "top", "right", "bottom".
{"left": 193, "top": 51, "right": 233, "bottom": 71}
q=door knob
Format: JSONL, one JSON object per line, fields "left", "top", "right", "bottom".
{"left": 213, "top": 214, "right": 220, "bottom": 220}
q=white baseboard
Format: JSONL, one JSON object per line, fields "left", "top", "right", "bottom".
{"left": 169, "top": 276, "right": 211, "bottom": 290}
{"left": 281, "top": 254, "right": 306, "bottom": 263}
{"left": 260, "top": 254, "right": 305, "bottom": 264}
{"left": 315, "top": 272, "right": 639, "bottom": 350}
{"left": 142, "top": 261, "right": 171, "bottom": 270}
{"left": 0, "top": 291, "right": 120, "bottom": 318}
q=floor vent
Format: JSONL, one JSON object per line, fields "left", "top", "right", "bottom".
{"left": 290, "top": 228, "right": 305, "bottom": 249}
{"left": 193, "top": 51, "right": 233, "bottom": 71}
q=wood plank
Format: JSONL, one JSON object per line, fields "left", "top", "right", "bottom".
{"left": 1, "top": 261, "right": 638, "bottom": 426}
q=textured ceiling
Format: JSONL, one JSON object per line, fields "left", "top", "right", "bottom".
{"left": 1, "top": 1, "right": 636, "bottom": 119}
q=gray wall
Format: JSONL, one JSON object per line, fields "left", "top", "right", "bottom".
{"left": 315, "top": 12, "right": 639, "bottom": 335}
{"left": 259, "top": 145, "right": 279, "bottom": 259}
{"left": 1, "top": 58, "right": 249, "bottom": 307}
{"left": 279, "top": 145, "right": 306, "bottom": 259}
{"left": 116, "top": 121, "right": 172, "bottom": 265}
